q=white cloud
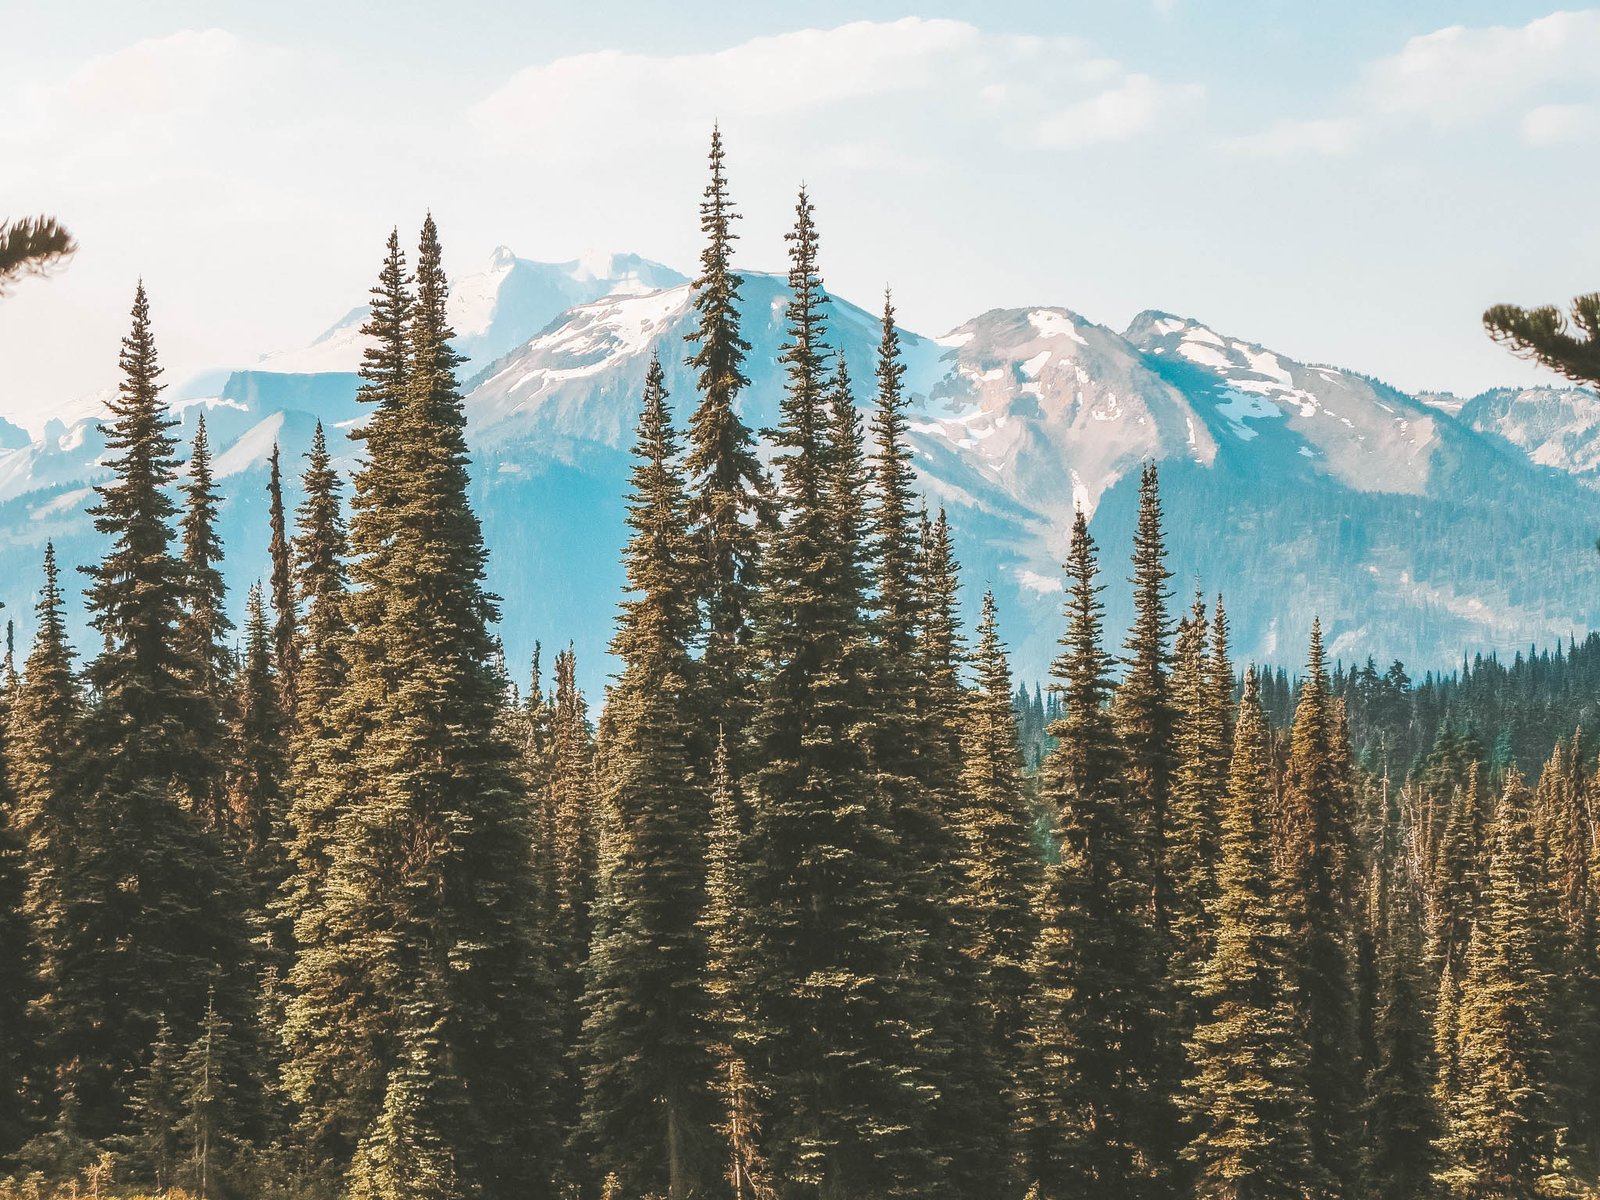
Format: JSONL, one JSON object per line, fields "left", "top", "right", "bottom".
{"left": 1037, "top": 74, "right": 1203, "bottom": 148}
{"left": 471, "top": 19, "right": 1197, "bottom": 158}
{"left": 1226, "top": 9, "right": 1600, "bottom": 156}
{"left": 1521, "top": 101, "right": 1600, "bottom": 145}
{"left": 1365, "top": 10, "right": 1600, "bottom": 127}
{"left": 1224, "top": 116, "right": 1359, "bottom": 157}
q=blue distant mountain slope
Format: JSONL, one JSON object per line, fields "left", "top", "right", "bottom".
{"left": 2, "top": 247, "right": 1596, "bottom": 697}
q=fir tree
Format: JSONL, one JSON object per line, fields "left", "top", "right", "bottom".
{"left": 735, "top": 188, "right": 940, "bottom": 1198}
{"left": 8, "top": 546, "right": 79, "bottom": 1122}
{"left": 284, "top": 219, "right": 559, "bottom": 1197}
{"left": 345, "top": 1020, "right": 463, "bottom": 1200}
{"left": 546, "top": 640, "right": 598, "bottom": 1167}
{"left": 267, "top": 442, "right": 300, "bottom": 712}
{"left": 125, "top": 1016, "right": 183, "bottom": 1192}
{"left": 701, "top": 737, "right": 767, "bottom": 1200}
{"left": 683, "top": 125, "right": 766, "bottom": 761}
{"left": 177, "top": 411, "right": 233, "bottom": 833}
{"left": 1166, "top": 593, "right": 1225, "bottom": 996}
{"left": 230, "top": 585, "right": 289, "bottom": 949}
{"left": 1115, "top": 461, "right": 1175, "bottom": 919}
{"left": 1278, "top": 619, "right": 1362, "bottom": 1197}
{"left": 955, "top": 592, "right": 1042, "bottom": 1163}
{"left": 178, "top": 988, "right": 240, "bottom": 1200}
{"left": 1021, "top": 510, "right": 1173, "bottom": 1200}
{"left": 1363, "top": 779, "right": 1437, "bottom": 1200}
{"left": 577, "top": 356, "right": 719, "bottom": 1198}
{"left": 67, "top": 283, "right": 251, "bottom": 1138}
{"left": 1183, "top": 668, "right": 1325, "bottom": 1200}
{"left": 1434, "top": 770, "right": 1570, "bottom": 1198}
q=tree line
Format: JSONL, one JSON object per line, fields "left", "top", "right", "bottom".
{"left": 0, "top": 130, "right": 1595, "bottom": 1200}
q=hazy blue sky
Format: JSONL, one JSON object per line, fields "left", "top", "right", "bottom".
{"left": 3, "top": 1, "right": 1595, "bottom": 425}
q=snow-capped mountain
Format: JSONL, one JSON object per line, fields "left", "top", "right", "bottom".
{"left": 1454, "top": 386, "right": 1600, "bottom": 486}
{"left": 256, "top": 248, "right": 686, "bottom": 379}
{"left": 1, "top": 256, "right": 1596, "bottom": 693}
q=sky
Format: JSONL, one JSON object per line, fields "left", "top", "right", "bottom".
{"left": 3, "top": 1, "right": 1598, "bottom": 430}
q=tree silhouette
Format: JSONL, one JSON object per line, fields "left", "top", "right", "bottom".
{"left": 0, "top": 216, "right": 76, "bottom": 295}
{"left": 1484, "top": 293, "right": 1600, "bottom": 387}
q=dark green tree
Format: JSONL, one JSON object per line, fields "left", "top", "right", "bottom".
{"left": 955, "top": 591, "right": 1042, "bottom": 1165}
{"left": 1182, "top": 668, "right": 1325, "bottom": 1200}
{"left": 177, "top": 411, "right": 233, "bottom": 834}
{"left": 1434, "top": 770, "right": 1570, "bottom": 1198}
{"left": 577, "top": 356, "right": 719, "bottom": 1198}
{"left": 267, "top": 442, "right": 300, "bottom": 712}
{"left": 0, "top": 215, "right": 75, "bottom": 295}
{"left": 284, "top": 218, "right": 559, "bottom": 1197}
{"left": 1278, "top": 620, "right": 1362, "bottom": 1198}
{"left": 683, "top": 125, "right": 767, "bottom": 760}
{"left": 1484, "top": 293, "right": 1600, "bottom": 387}
{"left": 66, "top": 283, "right": 251, "bottom": 1138}
{"left": 1021, "top": 510, "right": 1174, "bottom": 1200}
{"left": 735, "top": 188, "right": 940, "bottom": 1199}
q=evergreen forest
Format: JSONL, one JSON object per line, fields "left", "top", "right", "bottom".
{"left": 0, "top": 132, "right": 1596, "bottom": 1200}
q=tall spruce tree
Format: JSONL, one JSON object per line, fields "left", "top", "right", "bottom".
{"left": 1434, "top": 769, "right": 1570, "bottom": 1198}
{"left": 577, "top": 356, "right": 719, "bottom": 1198}
{"left": 955, "top": 592, "right": 1042, "bottom": 1166}
{"left": 1363, "top": 779, "right": 1437, "bottom": 1200}
{"left": 865, "top": 294, "right": 1008, "bottom": 1197}
{"left": 1278, "top": 619, "right": 1362, "bottom": 1198}
{"left": 683, "top": 125, "right": 766, "bottom": 760}
{"left": 1115, "top": 461, "right": 1175, "bottom": 918}
{"left": 8, "top": 546, "right": 79, "bottom": 1129}
{"left": 1165, "top": 593, "right": 1225, "bottom": 997}
{"left": 735, "top": 188, "right": 940, "bottom": 1199}
{"left": 700, "top": 736, "right": 767, "bottom": 1200}
{"left": 1183, "top": 667, "right": 1325, "bottom": 1200}
{"left": 277, "top": 424, "right": 352, "bottom": 1159}
{"left": 230, "top": 585, "right": 289, "bottom": 950}
{"left": 1021, "top": 510, "right": 1173, "bottom": 1200}
{"left": 177, "top": 411, "right": 233, "bottom": 834}
{"left": 61, "top": 284, "right": 251, "bottom": 1138}
{"left": 267, "top": 442, "right": 300, "bottom": 712}
{"left": 284, "top": 219, "right": 559, "bottom": 1198}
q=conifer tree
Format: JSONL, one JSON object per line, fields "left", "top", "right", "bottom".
{"left": 345, "top": 1020, "right": 463, "bottom": 1200}
{"left": 178, "top": 988, "right": 240, "bottom": 1200}
{"left": 701, "top": 737, "right": 767, "bottom": 1200}
{"left": 177, "top": 411, "right": 233, "bottom": 833}
{"left": 955, "top": 592, "right": 1042, "bottom": 1152}
{"left": 735, "top": 188, "right": 940, "bottom": 1198}
{"left": 546, "top": 640, "right": 598, "bottom": 1159}
{"left": 1115, "top": 461, "right": 1175, "bottom": 918}
{"left": 1022, "top": 510, "right": 1173, "bottom": 1200}
{"left": 267, "top": 442, "right": 300, "bottom": 711}
{"left": 1434, "top": 770, "right": 1569, "bottom": 1198}
{"left": 683, "top": 126, "right": 766, "bottom": 759}
{"left": 1165, "top": 593, "right": 1225, "bottom": 995}
{"left": 917, "top": 508, "right": 965, "bottom": 747}
{"left": 1278, "top": 619, "right": 1362, "bottom": 1197}
{"left": 277, "top": 422, "right": 351, "bottom": 1114}
{"left": 67, "top": 284, "right": 251, "bottom": 1138}
{"left": 858, "top": 313, "right": 1005, "bottom": 1195}
{"left": 1183, "top": 667, "right": 1324, "bottom": 1200}
{"left": 284, "top": 219, "right": 558, "bottom": 1197}
{"left": 230, "top": 585, "right": 289, "bottom": 950}
{"left": 0, "top": 700, "right": 31, "bottom": 1158}
{"left": 126, "top": 1016, "right": 183, "bottom": 1192}
{"left": 577, "top": 357, "right": 719, "bottom": 1198}
{"left": 1363, "top": 780, "right": 1437, "bottom": 1200}
{"left": 8, "top": 546, "right": 78, "bottom": 1119}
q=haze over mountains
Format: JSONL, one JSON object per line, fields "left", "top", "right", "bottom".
{"left": 3, "top": 246, "right": 1597, "bottom": 691}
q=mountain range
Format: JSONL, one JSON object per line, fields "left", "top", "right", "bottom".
{"left": 3, "top": 246, "right": 1598, "bottom": 695}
